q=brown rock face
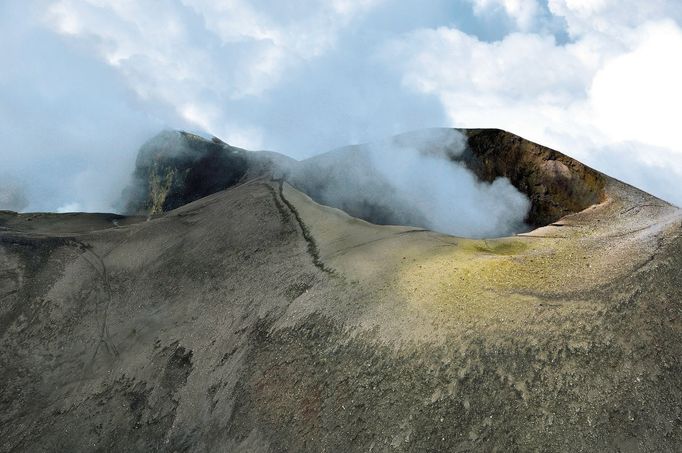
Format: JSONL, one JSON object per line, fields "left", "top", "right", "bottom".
{"left": 462, "top": 129, "right": 606, "bottom": 227}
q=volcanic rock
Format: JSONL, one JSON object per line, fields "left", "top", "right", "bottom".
{"left": 1, "top": 129, "right": 681, "bottom": 452}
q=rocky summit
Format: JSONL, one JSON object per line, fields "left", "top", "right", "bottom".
{"left": 1, "top": 129, "right": 681, "bottom": 451}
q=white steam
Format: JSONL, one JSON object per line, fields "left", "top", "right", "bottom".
{"left": 0, "top": 178, "right": 29, "bottom": 212}
{"left": 292, "top": 129, "right": 530, "bottom": 238}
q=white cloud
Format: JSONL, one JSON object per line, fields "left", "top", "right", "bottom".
{"left": 44, "top": 0, "right": 383, "bottom": 101}
{"left": 590, "top": 20, "right": 682, "bottom": 152}
{"left": 470, "top": 0, "right": 542, "bottom": 30}
{"left": 183, "top": 0, "right": 382, "bottom": 57}
{"left": 39, "top": 0, "right": 391, "bottom": 151}
{"left": 385, "top": 3, "right": 682, "bottom": 205}
{"left": 548, "top": 0, "right": 682, "bottom": 38}
{"left": 387, "top": 28, "right": 595, "bottom": 101}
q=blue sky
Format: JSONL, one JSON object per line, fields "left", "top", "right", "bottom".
{"left": 1, "top": 0, "right": 682, "bottom": 212}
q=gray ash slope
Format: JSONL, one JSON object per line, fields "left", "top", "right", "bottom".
{"left": 1, "top": 129, "right": 681, "bottom": 452}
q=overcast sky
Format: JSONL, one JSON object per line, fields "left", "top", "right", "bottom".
{"left": 1, "top": 0, "right": 681, "bottom": 212}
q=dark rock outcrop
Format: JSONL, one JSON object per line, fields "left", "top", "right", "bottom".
{"left": 123, "top": 131, "right": 252, "bottom": 215}
{"left": 123, "top": 131, "right": 291, "bottom": 216}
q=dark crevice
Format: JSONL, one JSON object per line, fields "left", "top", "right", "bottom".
{"left": 275, "top": 180, "right": 334, "bottom": 275}
{"left": 261, "top": 183, "right": 291, "bottom": 224}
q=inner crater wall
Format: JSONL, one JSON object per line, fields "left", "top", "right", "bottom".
{"left": 460, "top": 129, "right": 607, "bottom": 228}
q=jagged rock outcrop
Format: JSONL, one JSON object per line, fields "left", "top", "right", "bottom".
{"left": 123, "top": 131, "right": 292, "bottom": 215}
{"left": 1, "top": 129, "right": 681, "bottom": 452}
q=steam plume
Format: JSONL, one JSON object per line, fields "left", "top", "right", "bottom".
{"left": 0, "top": 178, "right": 28, "bottom": 212}
{"left": 291, "top": 129, "right": 530, "bottom": 238}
